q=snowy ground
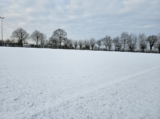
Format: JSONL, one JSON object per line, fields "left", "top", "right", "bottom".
{"left": 0, "top": 47, "right": 160, "bottom": 119}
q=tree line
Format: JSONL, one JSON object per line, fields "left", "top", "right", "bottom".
{"left": 0, "top": 27, "right": 160, "bottom": 53}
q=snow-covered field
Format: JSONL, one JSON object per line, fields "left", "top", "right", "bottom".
{"left": 0, "top": 47, "right": 160, "bottom": 119}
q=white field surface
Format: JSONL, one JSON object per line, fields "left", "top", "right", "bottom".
{"left": 0, "top": 47, "right": 160, "bottom": 119}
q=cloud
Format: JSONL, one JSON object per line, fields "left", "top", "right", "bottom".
{"left": 0, "top": 0, "right": 160, "bottom": 41}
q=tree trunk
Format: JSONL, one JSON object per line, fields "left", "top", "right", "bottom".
{"left": 150, "top": 45, "right": 152, "bottom": 50}
{"left": 19, "top": 40, "right": 23, "bottom": 47}
{"left": 142, "top": 48, "right": 144, "bottom": 52}
{"left": 60, "top": 41, "right": 61, "bottom": 49}
{"left": 108, "top": 47, "right": 110, "bottom": 51}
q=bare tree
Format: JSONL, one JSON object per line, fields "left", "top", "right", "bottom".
{"left": 6, "top": 38, "right": 16, "bottom": 47}
{"left": 64, "top": 39, "right": 69, "bottom": 49}
{"left": 102, "top": 36, "right": 112, "bottom": 51}
{"left": 4, "top": 39, "right": 11, "bottom": 46}
{"left": 84, "top": 39, "right": 90, "bottom": 49}
{"left": 12, "top": 28, "right": 29, "bottom": 47}
{"left": 139, "top": 33, "right": 147, "bottom": 52}
{"left": 127, "top": 34, "right": 137, "bottom": 52}
{"left": 155, "top": 41, "right": 160, "bottom": 53}
{"left": 113, "top": 36, "right": 122, "bottom": 51}
{"left": 40, "top": 35, "right": 47, "bottom": 48}
{"left": 5, "top": 39, "right": 11, "bottom": 43}
{"left": 51, "top": 28, "right": 67, "bottom": 48}
{"left": 64, "top": 39, "right": 73, "bottom": 49}
{"left": 31, "top": 30, "right": 46, "bottom": 47}
{"left": 155, "top": 33, "right": 160, "bottom": 53}
{"left": 90, "top": 38, "right": 96, "bottom": 50}
{"left": 78, "top": 40, "right": 83, "bottom": 50}
{"left": 68, "top": 39, "right": 73, "bottom": 49}
{"left": 121, "top": 32, "right": 129, "bottom": 50}
{"left": 49, "top": 37, "right": 58, "bottom": 48}
{"left": 47, "top": 39, "right": 53, "bottom": 48}
{"left": 146, "top": 35, "right": 158, "bottom": 50}
{"left": 96, "top": 39, "right": 101, "bottom": 50}
{"left": 73, "top": 40, "right": 78, "bottom": 49}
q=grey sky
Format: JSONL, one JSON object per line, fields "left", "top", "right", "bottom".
{"left": 0, "top": 0, "right": 160, "bottom": 41}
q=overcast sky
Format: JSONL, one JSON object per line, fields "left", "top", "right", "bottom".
{"left": 0, "top": 0, "right": 160, "bottom": 41}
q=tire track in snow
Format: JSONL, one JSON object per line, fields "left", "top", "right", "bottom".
{"left": 56, "top": 66, "right": 160, "bottom": 103}
{"left": 29, "top": 66, "right": 160, "bottom": 118}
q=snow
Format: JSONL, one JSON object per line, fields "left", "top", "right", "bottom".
{"left": 0, "top": 47, "right": 160, "bottom": 119}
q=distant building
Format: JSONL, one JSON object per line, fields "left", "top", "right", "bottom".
{"left": 23, "top": 44, "right": 31, "bottom": 47}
